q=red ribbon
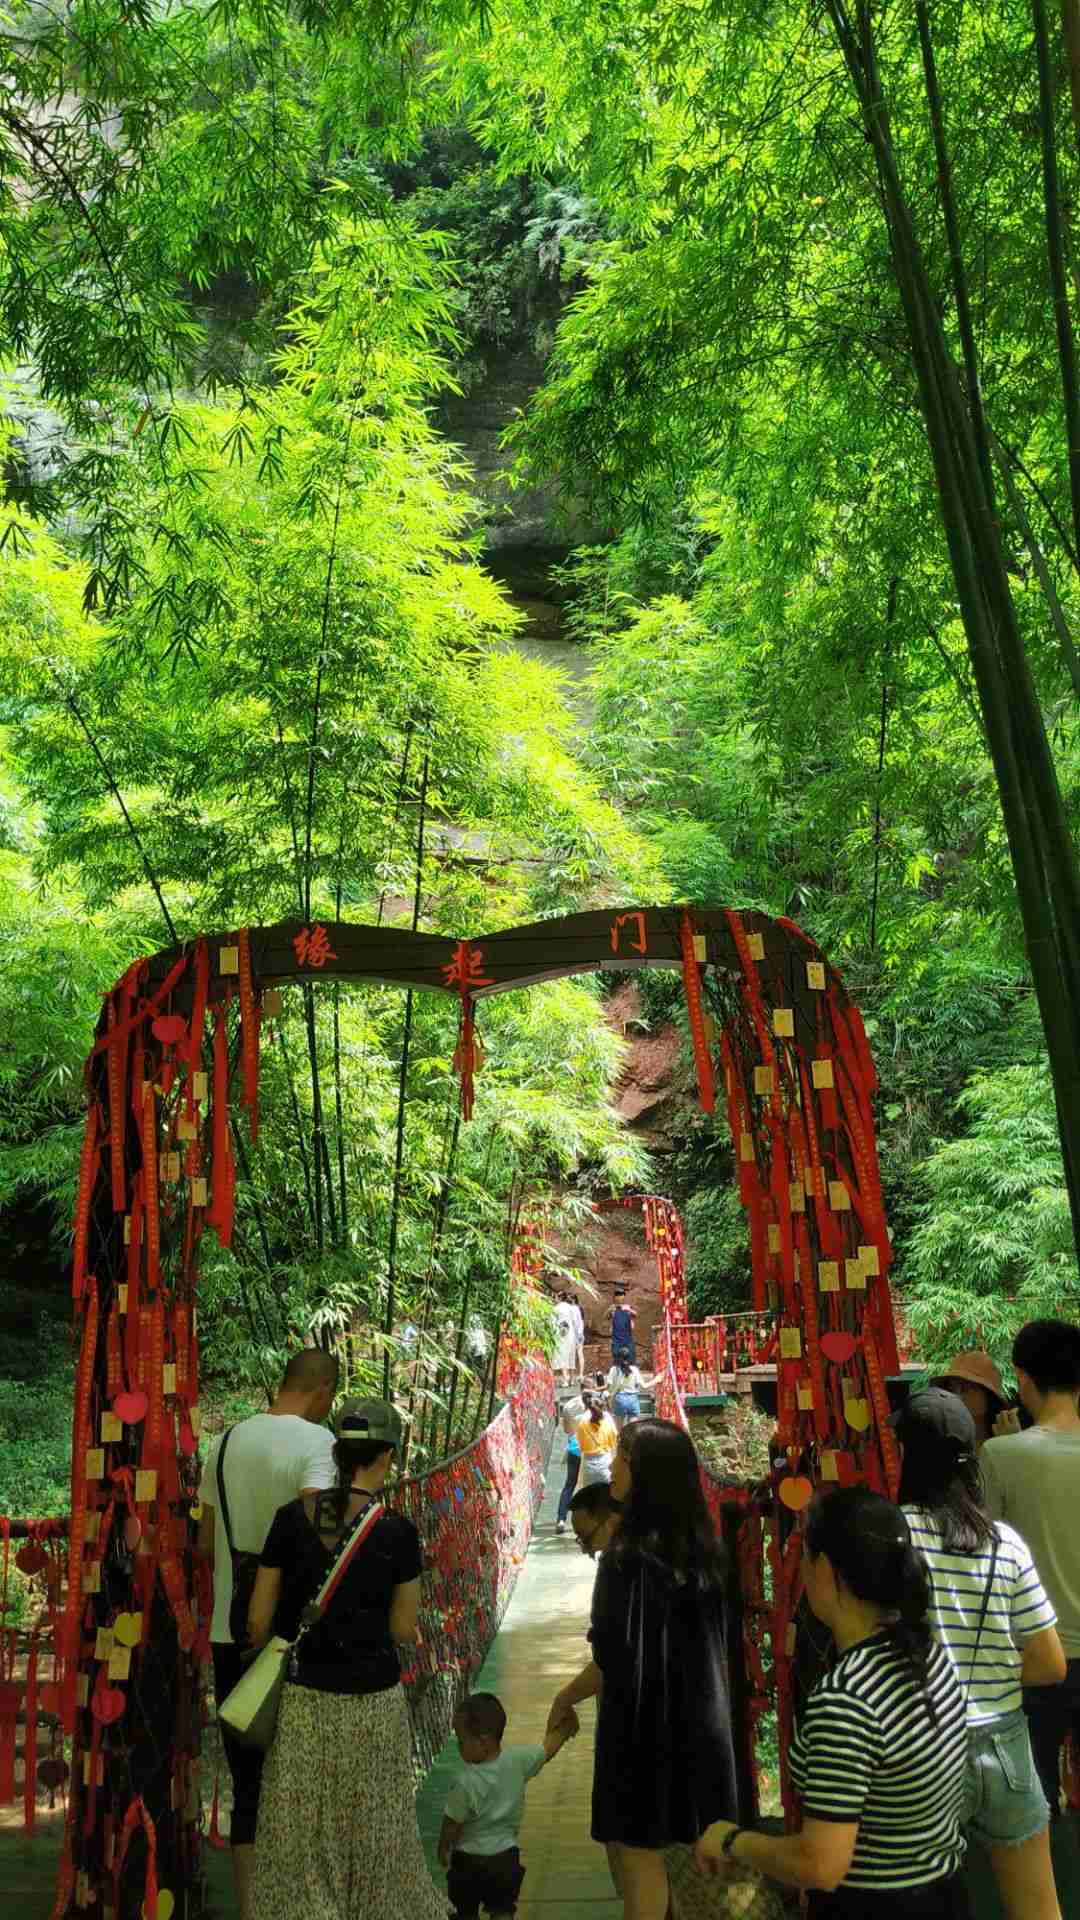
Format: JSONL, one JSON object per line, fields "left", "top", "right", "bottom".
{"left": 678, "top": 909, "right": 715, "bottom": 1111}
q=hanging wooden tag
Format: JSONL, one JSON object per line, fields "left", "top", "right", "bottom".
{"left": 811, "top": 1059, "right": 834, "bottom": 1089}
{"left": 747, "top": 933, "right": 765, "bottom": 960}
{"left": 85, "top": 1449, "right": 105, "bottom": 1481}
{"left": 94, "top": 1628, "right": 114, "bottom": 1661}
{"left": 692, "top": 934, "right": 706, "bottom": 962}
{"left": 263, "top": 989, "right": 284, "bottom": 1016}
{"left": 845, "top": 1259, "right": 867, "bottom": 1291}
{"left": 163, "top": 1363, "right": 177, "bottom": 1395}
{"left": 789, "top": 1181, "right": 806, "bottom": 1213}
{"left": 83, "top": 1562, "right": 101, "bottom": 1594}
{"left": 818, "top": 1261, "right": 840, "bottom": 1293}
{"left": 768, "top": 1224, "right": 782, "bottom": 1253}
{"left": 159, "top": 1151, "right": 181, "bottom": 1183}
{"left": 785, "top": 1622, "right": 798, "bottom": 1655}
{"left": 191, "top": 1176, "right": 208, "bottom": 1208}
{"left": 739, "top": 1133, "right": 755, "bottom": 1162}
{"left": 218, "top": 945, "right": 239, "bottom": 975}
{"left": 821, "top": 1450, "right": 839, "bottom": 1482}
{"left": 844, "top": 1397, "right": 872, "bottom": 1432}
{"left": 828, "top": 1180, "right": 851, "bottom": 1211}
{"left": 190, "top": 1406, "right": 202, "bottom": 1437}
{"left": 773, "top": 1008, "right": 795, "bottom": 1038}
{"left": 193, "top": 1071, "right": 209, "bottom": 1102}
{"left": 779, "top": 1327, "right": 802, "bottom": 1360}
{"left": 178, "top": 1115, "right": 197, "bottom": 1142}
{"left": 807, "top": 962, "right": 826, "bottom": 989}
{"left": 135, "top": 1469, "right": 157, "bottom": 1504}
{"left": 107, "top": 1646, "right": 131, "bottom": 1682}
{"left": 797, "top": 1381, "right": 814, "bottom": 1410}
{"left": 858, "top": 1243, "right": 881, "bottom": 1275}
{"left": 85, "top": 1510, "right": 101, "bottom": 1544}
{"left": 76, "top": 1872, "right": 90, "bottom": 1909}
{"left": 702, "top": 1014, "right": 716, "bottom": 1044}
{"left": 100, "top": 1413, "right": 122, "bottom": 1444}
{"left": 118, "top": 1283, "right": 128, "bottom": 1314}
{"left": 123, "top": 1215, "right": 132, "bottom": 1246}
{"left": 754, "top": 1064, "right": 773, "bottom": 1095}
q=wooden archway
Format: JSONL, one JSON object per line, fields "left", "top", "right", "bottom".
{"left": 59, "top": 905, "right": 899, "bottom": 1916}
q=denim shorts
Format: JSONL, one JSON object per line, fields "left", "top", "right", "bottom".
{"left": 963, "top": 1707, "right": 1049, "bottom": 1848}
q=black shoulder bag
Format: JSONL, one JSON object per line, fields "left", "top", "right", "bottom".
{"left": 216, "top": 1426, "right": 264, "bottom": 1645}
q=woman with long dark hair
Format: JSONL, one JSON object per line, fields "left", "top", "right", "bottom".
{"left": 547, "top": 1417, "right": 737, "bottom": 1920}
{"left": 697, "top": 1485, "right": 971, "bottom": 1917}
{"left": 896, "top": 1388, "right": 1064, "bottom": 1920}
{"left": 246, "top": 1399, "right": 447, "bottom": 1920}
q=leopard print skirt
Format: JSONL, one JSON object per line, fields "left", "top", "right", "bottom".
{"left": 252, "top": 1680, "right": 450, "bottom": 1920}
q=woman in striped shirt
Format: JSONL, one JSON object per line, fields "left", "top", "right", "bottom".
{"left": 895, "top": 1386, "right": 1065, "bottom": 1920}
{"left": 696, "top": 1486, "right": 971, "bottom": 1916}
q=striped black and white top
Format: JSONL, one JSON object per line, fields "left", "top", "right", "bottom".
{"left": 790, "top": 1630, "right": 966, "bottom": 1891}
{"left": 904, "top": 1509, "right": 1057, "bottom": 1725}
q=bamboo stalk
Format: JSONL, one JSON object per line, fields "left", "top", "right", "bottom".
{"left": 1033, "top": 0, "right": 1080, "bottom": 572}
{"left": 986, "top": 423, "right": 1080, "bottom": 700}
{"left": 276, "top": 1023, "right": 315, "bottom": 1227}
{"left": 442, "top": 1271, "right": 473, "bottom": 1456}
{"left": 382, "top": 752, "right": 430, "bottom": 1399}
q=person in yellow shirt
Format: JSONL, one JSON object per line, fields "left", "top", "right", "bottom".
{"left": 576, "top": 1394, "right": 620, "bottom": 1486}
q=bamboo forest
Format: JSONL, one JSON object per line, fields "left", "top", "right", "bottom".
{"left": 1, "top": 0, "right": 1080, "bottom": 1917}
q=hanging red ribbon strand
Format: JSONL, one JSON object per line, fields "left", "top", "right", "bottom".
{"left": 678, "top": 909, "right": 715, "bottom": 1112}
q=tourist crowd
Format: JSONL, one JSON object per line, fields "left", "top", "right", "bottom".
{"left": 196, "top": 1314, "right": 1080, "bottom": 1920}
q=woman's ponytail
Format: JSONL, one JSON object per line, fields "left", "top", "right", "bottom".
{"left": 888, "top": 1544, "right": 938, "bottom": 1723}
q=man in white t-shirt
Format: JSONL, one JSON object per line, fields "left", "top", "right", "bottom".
{"left": 196, "top": 1347, "right": 338, "bottom": 1918}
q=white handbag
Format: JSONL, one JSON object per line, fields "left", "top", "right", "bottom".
{"left": 218, "top": 1498, "right": 386, "bottom": 1751}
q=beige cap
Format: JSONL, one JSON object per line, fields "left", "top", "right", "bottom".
{"left": 930, "top": 1351, "right": 1007, "bottom": 1407}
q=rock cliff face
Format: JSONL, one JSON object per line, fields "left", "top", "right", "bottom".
{"left": 436, "top": 342, "right": 595, "bottom": 685}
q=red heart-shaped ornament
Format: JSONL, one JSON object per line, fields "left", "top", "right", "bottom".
{"left": 91, "top": 1685, "right": 126, "bottom": 1725}
{"left": 37, "top": 1758, "right": 69, "bottom": 1789}
{"left": 821, "top": 1332, "right": 858, "bottom": 1365}
{"left": 152, "top": 1014, "right": 187, "bottom": 1046}
{"left": 15, "top": 1544, "right": 47, "bottom": 1575}
{"left": 114, "top": 1390, "right": 149, "bottom": 1425}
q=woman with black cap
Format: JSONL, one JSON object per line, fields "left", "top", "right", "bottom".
{"left": 895, "top": 1387, "right": 1065, "bottom": 1920}
{"left": 246, "top": 1397, "right": 448, "bottom": 1920}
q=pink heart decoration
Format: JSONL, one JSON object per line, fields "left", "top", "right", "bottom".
{"left": 91, "top": 1685, "right": 125, "bottom": 1726}
{"left": 114, "top": 1389, "right": 149, "bottom": 1425}
{"left": 152, "top": 1014, "right": 187, "bottom": 1046}
{"left": 820, "top": 1332, "right": 858, "bottom": 1366}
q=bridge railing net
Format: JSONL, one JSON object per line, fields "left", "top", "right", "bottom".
{"left": 396, "top": 1358, "right": 555, "bottom": 1776}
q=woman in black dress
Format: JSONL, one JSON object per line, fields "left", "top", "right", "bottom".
{"left": 547, "top": 1416, "right": 738, "bottom": 1920}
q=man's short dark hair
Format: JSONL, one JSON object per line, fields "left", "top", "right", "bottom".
{"left": 1013, "top": 1319, "right": 1080, "bottom": 1394}
{"left": 569, "top": 1482, "right": 617, "bottom": 1518}
{"left": 458, "top": 1691, "right": 506, "bottom": 1742}
{"left": 282, "top": 1347, "right": 339, "bottom": 1392}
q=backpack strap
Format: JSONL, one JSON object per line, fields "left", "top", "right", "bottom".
{"left": 215, "top": 1427, "right": 238, "bottom": 1569}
